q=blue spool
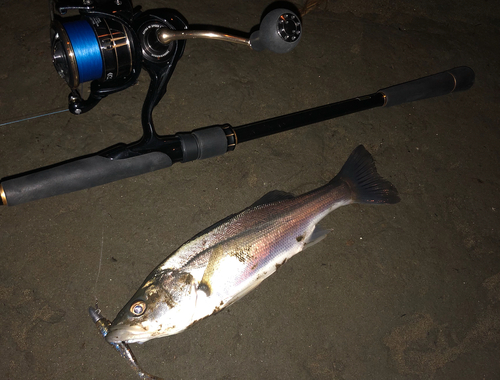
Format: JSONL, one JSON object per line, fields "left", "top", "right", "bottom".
{"left": 64, "top": 20, "right": 103, "bottom": 84}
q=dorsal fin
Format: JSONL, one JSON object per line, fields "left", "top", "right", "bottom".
{"left": 249, "top": 190, "right": 295, "bottom": 208}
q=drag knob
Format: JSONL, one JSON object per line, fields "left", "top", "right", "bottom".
{"left": 250, "top": 9, "right": 302, "bottom": 53}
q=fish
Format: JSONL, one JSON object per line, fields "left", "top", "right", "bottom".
{"left": 106, "top": 145, "right": 400, "bottom": 344}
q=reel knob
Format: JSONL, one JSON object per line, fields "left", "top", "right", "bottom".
{"left": 250, "top": 9, "right": 302, "bottom": 53}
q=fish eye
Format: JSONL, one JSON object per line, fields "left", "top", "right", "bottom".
{"left": 130, "top": 300, "right": 146, "bottom": 316}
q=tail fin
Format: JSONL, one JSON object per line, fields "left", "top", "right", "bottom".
{"left": 331, "top": 145, "right": 400, "bottom": 204}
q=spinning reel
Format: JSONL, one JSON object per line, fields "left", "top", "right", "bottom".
{"left": 50, "top": 0, "right": 302, "bottom": 116}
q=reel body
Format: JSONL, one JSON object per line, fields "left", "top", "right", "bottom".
{"left": 50, "top": 0, "right": 301, "bottom": 116}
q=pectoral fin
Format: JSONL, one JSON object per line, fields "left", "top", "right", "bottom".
{"left": 303, "top": 225, "right": 331, "bottom": 250}
{"left": 198, "top": 244, "right": 226, "bottom": 297}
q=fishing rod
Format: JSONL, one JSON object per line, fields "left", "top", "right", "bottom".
{"left": 0, "top": 0, "right": 474, "bottom": 206}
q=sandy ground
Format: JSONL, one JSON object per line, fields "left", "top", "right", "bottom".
{"left": 0, "top": 0, "right": 499, "bottom": 379}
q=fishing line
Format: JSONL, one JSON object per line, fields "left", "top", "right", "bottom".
{"left": 93, "top": 224, "right": 105, "bottom": 312}
{"left": 0, "top": 109, "right": 69, "bottom": 127}
{"left": 0, "top": 79, "right": 90, "bottom": 128}
{"left": 63, "top": 20, "right": 104, "bottom": 84}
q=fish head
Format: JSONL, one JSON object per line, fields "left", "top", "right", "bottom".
{"left": 106, "top": 269, "right": 198, "bottom": 344}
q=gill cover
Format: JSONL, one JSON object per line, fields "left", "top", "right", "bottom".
{"left": 106, "top": 270, "right": 198, "bottom": 344}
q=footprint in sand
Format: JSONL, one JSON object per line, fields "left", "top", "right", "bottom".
{"left": 383, "top": 272, "right": 500, "bottom": 375}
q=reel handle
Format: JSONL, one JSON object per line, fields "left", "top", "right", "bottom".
{"left": 157, "top": 8, "right": 301, "bottom": 53}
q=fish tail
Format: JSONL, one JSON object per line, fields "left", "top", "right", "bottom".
{"left": 331, "top": 145, "right": 400, "bottom": 204}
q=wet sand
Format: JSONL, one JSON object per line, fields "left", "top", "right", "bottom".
{"left": 0, "top": 0, "right": 499, "bottom": 379}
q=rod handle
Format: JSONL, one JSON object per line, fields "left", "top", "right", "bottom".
{"left": 1, "top": 153, "right": 172, "bottom": 206}
{"left": 378, "top": 66, "right": 475, "bottom": 107}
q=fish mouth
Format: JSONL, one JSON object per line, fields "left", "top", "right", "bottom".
{"left": 106, "top": 324, "right": 151, "bottom": 344}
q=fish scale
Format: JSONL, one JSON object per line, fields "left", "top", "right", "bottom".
{"left": 190, "top": 199, "right": 327, "bottom": 297}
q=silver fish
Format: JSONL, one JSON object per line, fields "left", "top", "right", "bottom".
{"left": 106, "top": 145, "right": 399, "bottom": 344}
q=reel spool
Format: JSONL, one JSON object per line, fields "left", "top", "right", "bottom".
{"left": 51, "top": 17, "right": 134, "bottom": 89}
{"left": 50, "top": 0, "right": 142, "bottom": 114}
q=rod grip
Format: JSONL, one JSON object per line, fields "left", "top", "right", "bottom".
{"left": 378, "top": 66, "right": 474, "bottom": 107}
{"left": 1, "top": 152, "right": 172, "bottom": 206}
